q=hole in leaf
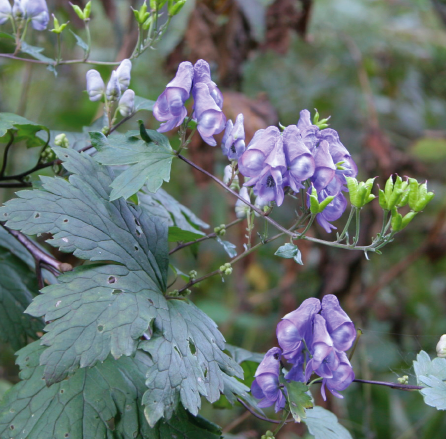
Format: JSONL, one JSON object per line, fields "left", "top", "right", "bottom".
{"left": 3, "top": 213, "right": 7, "bottom": 217}
{"left": 10, "top": 425, "right": 14, "bottom": 430}
{"left": 134, "top": 246, "right": 139, "bottom": 251}
{"left": 135, "top": 218, "right": 141, "bottom": 227}
{"left": 63, "top": 219, "right": 69, "bottom": 223}
{"left": 60, "top": 389, "right": 64, "bottom": 394}
{"left": 112, "top": 289, "right": 122, "bottom": 295}
{"left": 174, "top": 346, "right": 181, "bottom": 357}
{"left": 97, "top": 325, "right": 104, "bottom": 332}
{"left": 148, "top": 299, "right": 153, "bottom": 305}
{"left": 204, "top": 368, "right": 208, "bottom": 378}
{"left": 108, "top": 276, "right": 117, "bottom": 284}
{"left": 136, "top": 229, "right": 141, "bottom": 237}
{"left": 65, "top": 434, "right": 69, "bottom": 438}
{"left": 189, "top": 340, "right": 196, "bottom": 355}
{"left": 34, "top": 213, "right": 40, "bottom": 218}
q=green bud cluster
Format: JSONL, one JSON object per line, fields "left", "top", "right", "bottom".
{"left": 51, "top": 14, "right": 69, "bottom": 34}
{"left": 346, "top": 177, "right": 376, "bottom": 208}
{"left": 150, "top": 0, "right": 168, "bottom": 9}
{"left": 397, "top": 375, "right": 409, "bottom": 384}
{"left": 219, "top": 263, "right": 232, "bottom": 276}
{"left": 214, "top": 224, "right": 226, "bottom": 236}
{"left": 54, "top": 133, "right": 70, "bottom": 148}
{"left": 133, "top": 1, "right": 150, "bottom": 24}
{"left": 167, "top": 0, "right": 187, "bottom": 16}
{"left": 40, "top": 147, "right": 56, "bottom": 164}
{"left": 188, "top": 270, "right": 197, "bottom": 280}
{"left": 71, "top": 1, "right": 91, "bottom": 21}
{"left": 312, "top": 109, "right": 330, "bottom": 129}
{"left": 167, "top": 288, "right": 191, "bottom": 297}
{"left": 379, "top": 175, "right": 434, "bottom": 232}
{"left": 309, "top": 185, "right": 334, "bottom": 214}
{"left": 261, "top": 431, "right": 275, "bottom": 439}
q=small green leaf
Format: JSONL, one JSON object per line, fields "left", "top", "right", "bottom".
{"left": 216, "top": 236, "right": 237, "bottom": 258}
{"left": 134, "top": 96, "right": 155, "bottom": 112}
{"left": 284, "top": 381, "right": 313, "bottom": 422}
{"left": 69, "top": 30, "right": 88, "bottom": 51}
{"left": 20, "top": 42, "right": 55, "bottom": 64}
{"left": 0, "top": 112, "right": 49, "bottom": 148}
{"left": 168, "top": 226, "right": 203, "bottom": 242}
{"left": 0, "top": 32, "right": 14, "bottom": 40}
{"left": 275, "top": 243, "right": 298, "bottom": 258}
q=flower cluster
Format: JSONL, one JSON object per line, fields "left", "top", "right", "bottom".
{"left": 0, "top": 0, "right": 49, "bottom": 30}
{"left": 153, "top": 59, "right": 226, "bottom": 145}
{"left": 154, "top": 60, "right": 359, "bottom": 231}
{"left": 251, "top": 295, "right": 356, "bottom": 408}
{"left": 86, "top": 59, "right": 135, "bottom": 117}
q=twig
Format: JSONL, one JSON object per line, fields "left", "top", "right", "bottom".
{"left": 169, "top": 218, "right": 243, "bottom": 255}
{"left": 0, "top": 132, "right": 15, "bottom": 178}
{"left": 236, "top": 398, "right": 291, "bottom": 425}
{"left": 1, "top": 224, "right": 72, "bottom": 288}
{"left": 353, "top": 379, "right": 422, "bottom": 391}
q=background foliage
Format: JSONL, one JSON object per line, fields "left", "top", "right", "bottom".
{"left": 1, "top": 0, "right": 446, "bottom": 437}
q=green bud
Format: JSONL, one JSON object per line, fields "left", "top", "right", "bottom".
{"left": 101, "top": 126, "right": 110, "bottom": 135}
{"left": 189, "top": 270, "right": 197, "bottom": 280}
{"left": 313, "top": 109, "right": 320, "bottom": 124}
{"left": 142, "top": 15, "right": 154, "bottom": 30}
{"left": 391, "top": 208, "right": 402, "bottom": 232}
{"left": 167, "top": 289, "right": 179, "bottom": 297}
{"left": 401, "top": 211, "right": 417, "bottom": 229}
{"left": 51, "top": 14, "right": 69, "bottom": 34}
{"left": 309, "top": 185, "right": 334, "bottom": 214}
{"left": 168, "top": 0, "right": 186, "bottom": 16}
{"left": 54, "top": 133, "right": 70, "bottom": 148}
{"left": 84, "top": 1, "right": 92, "bottom": 19}
{"left": 70, "top": 3, "right": 85, "bottom": 20}
{"left": 378, "top": 188, "right": 387, "bottom": 210}
{"left": 384, "top": 175, "right": 394, "bottom": 201}
{"left": 397, "top": 375, "right": 409, "bottom": 384}
{"left": 224, "top": 267, "right": 233, "bottom": 275}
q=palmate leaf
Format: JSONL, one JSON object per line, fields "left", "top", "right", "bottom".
{"left": 0, "top": 342, "right": 223, "bottom": 439}
{"left": 0, "top": 112, "right": 49, "bottom": 148}
{"left": 91, "top": 130, "right": 174, "bottom": 201}
{"left": 284, "top": 381, "right": 313, "bottom": 422}
{"left": 303, "top": 406, "right": 353, "bottom": 439}
{"left": 140, "top": 300, "right": 244, "bottom": 426}
{"left": 413, "top": 350, "right": 446, "bottom": 410}
{"left": 0, "top": 248, "right": 43, "bottom": 350}
{"left": 0, "top": 148, "right": 243, "bottom": 425}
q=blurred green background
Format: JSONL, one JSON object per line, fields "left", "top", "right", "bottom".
{"left": 1, "top": 0, "right": 446, "bottom": 437}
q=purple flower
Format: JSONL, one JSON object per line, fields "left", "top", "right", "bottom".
{"left": 115, "top": 59, "right": 132, "bottom": 93}
{"left": 297, "top": 109, "right": 320, "bottom": 152}
{"left": 321, "top": 295, "right": 356, "bottom": 352}
{"left": 118, "top": 89, "right": 135, "bottom": 117}
{"left": 192, "top": 83, "right": 226, "bottom": 146}
{"left": 86, "top": 70, "right": 105, "bottom": 102}
{"left": 23, "top": 0, "right": 49, "bottom": 30}
{"left": 277, "top": 298, "right": 321, "bottom": 362}
{"left": 315, "top": 189, "right": 348, "bottom": 233}
{"left": 283, "top": 125, "right": 315, "bottom": 192}
{"left": 321, "top": 351, "right": 355, "bottom": 400}
{"left": 311, "top": 140, "right": 336, "bottom": 192}
{"left": 240, "top": 127, "right": 287, "bottom": 206}
{"left": 221, "top": 114, "right": 245, "bottom": 160}
{"left": 0, "top": 0, "right": 11, "bottom": 24}
{"left": 154, "top": 61, "right": 194, "bottom": 133}
{"left": 106, "top": 70, "right": 121, "bottom": 102}
{"left": 193, "top": 59, "right": 223, "bottom": 108}
{"left": 251, "top": 347, "right": 286, "bottom": 412}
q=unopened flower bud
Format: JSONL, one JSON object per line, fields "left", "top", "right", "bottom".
{"left": 23, "top": 0, "right": 49, "bottom": 31}
{"left": 12, "top": 0, "right": 24, "bottom": 19}
{"left": 118, "top": 89, "right": 135, "bottom": 117}
{"left": 54, "top": 133, "right": 69, "bottom": 148}
{"left": 397, "top": 375, "right": 409, "bottom": 384}
{"left": 235, "top": 187, "right": 251, "bottom": 219}
{"left": 436, "top": 334, "right": 446, "bottom": 358}
{"left": 189, "top": 270, "right": 197, "bottom": 280}
{"left": 168, "top": 0, "right": 186, "bottom": 16}
{"left": 106, "top": 70, "right": 121, "bottom": 102}
{"left": 0, "top": 0, "right": 11, "bottom": 24}
{"left": 86, "top": 70, "right": 105, "bottom": 102}
{"left": 116, "top": 59, "right": 132, "bottom": 93}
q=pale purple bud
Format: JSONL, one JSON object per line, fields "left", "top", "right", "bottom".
{"left": 118, "top": 89, "right": 135, "bottom": 117}
{"left": 193, "top": 59, "right": 223, "bottom": 108}
{"left": 86, "top": 70, "right": 105, "bottom": 102}
{"left": 0, "top": 0, "right": 11, "bottom": 24}
{"left": 311, "top": 139, "right": 336, "bottom": 192}
{"left": 192, "top": 82, "right": 226, "bottom": 146}
{"left": 154, "top": 61, "right": 194, "bottom": 133}
{"left": 106, "top": 71, "right": 121, "bottom": 102}
{"left": 23, "top": 0, "right": 49, "bottom": 30}
{"left": 222, "top": 114, "right": 246, "bottom": 160}
{"left": 116, "top": 59, "right": 132, "bottom": 93}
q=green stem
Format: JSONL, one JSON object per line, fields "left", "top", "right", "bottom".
{"left": 295, "top": 214, "right": 315, "bottom": 238}
{"left": 56, "top": 34, "right": 62, "bottom": 65}
{"left": 83, "top": 21, "right": 91, "bottom": 61}
{"left": 353, "top": 207, "right": 361, "bottom": 245}
{"left": 273, "top": 410, "right": 291, "bottom": 436}
{"left": 348, "top": 328, "right": 363, "bottom": 361}
{"left": 337, "top": 206, "right": 356, "bottom": 243}
{"left": 21, "top": 19, "right": 30, "bottom": 44}
{"left": 308, "top": 377, "right": 323, "bottom": 387}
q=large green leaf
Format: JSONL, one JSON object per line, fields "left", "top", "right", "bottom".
{"left": 91, "top": 131, "right": 174, "bottom": 201}
{"left": 0, "top": 342, "right": 223, "bottom": 439}
{"left": 134, "top": 96, "right": 156, "bottom": 112}
{"left": 0, "top": 248, "right": 43, "bottom": 350}
{"left": 0, "top": 112, "right": 49, "bottom": 148}
{"left": 413, "top": 350, "right": 446, "bottom": 410}
{"left": 140, "top": 300, "right": 243, "bottom": 426}
{"left": 284, "top": 381, "right": 313, "bottom": 422}
{"left": 304, "top": 406, "right": 353, "bottom": 439}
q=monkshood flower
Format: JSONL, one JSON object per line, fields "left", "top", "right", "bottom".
{"left": 251, "top": 347, "right": 286, "bottom": 412}
{"left": 221, "top": 114, "right": 246, "bottom": 160}
{"left": 321, "top": 295, "right": 356, "bottom": 352}
{"left": 192, "top": 82, "right": 226, "bottom": 146}
{"left": 193, "top": 59, "right": 223, "bottom": 108}
{"left": 313, "top": 184, "right": 348, "bottom": 233}
{"left": 23, "top": 0, "right": 49, "bottom": 30}
{"left": 118, "top": 89, "right": 135, "bottom": 117}
{"left": 296, "top": 109, "right": 320, "bottom": 152}
{"left": 283, "top": 125, "right": 315, "bottom": 192}
{"left": 86, "top": 70, "right": 105, "bottom": 102}
{"left": 153, "top": 61, "right": 194, "bottom": 133}
{"left": 235, "top": 187, "right": 250, "bottom": 219}
{"left": 106, "top": 71, "right": 121, "bottom": 102}
{"left": 311, "top": 140, "right": 336, "bottom": 193}
{"left": 320, "top": 351, "right": 355, "bottom": 400}
{"left": 115, "top": 59, "right": 132, "bottom": 93}
{"left": 239, "top": 127, "right": 287, "bottom": 206}
{"left": 0, "top": 0, "right": 11, "bottom": 24}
